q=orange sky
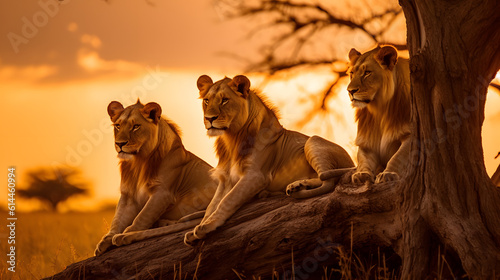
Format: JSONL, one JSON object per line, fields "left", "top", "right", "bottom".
{"left": 1, "top": 0, "right": 499, "bottom": 211}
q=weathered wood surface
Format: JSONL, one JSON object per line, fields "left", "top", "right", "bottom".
{"left": 45, "top": 181, "right": 400, "bottom": 280}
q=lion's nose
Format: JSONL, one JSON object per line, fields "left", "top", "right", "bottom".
{"left": 116, "top": 141, "right": 128, "bottom": 148}
{"left": 205, "top": 116, "right": 218, "bottom": 124}
{"left": 348, "top": 88, "right": 359, "bottom": 95}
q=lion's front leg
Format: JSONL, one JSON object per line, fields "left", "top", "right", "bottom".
{"left": 375, "top": 138, "right": 410, "bottom": 183}
{"left": 184, "top": 171, "right": 267, "bottom": 246}
{"left": 112, "top": 189, "right": 173, "bottom": 247}
{"left": 184, "top": 177, "right": 228, "bottom": 246}
{"left": 120, "top": 189, "right": 172, "bottom": 235}
{"left": 95, "top": 195, "right": 138, "bottom": 256}
{"left": 200, "top": 178, "right": 230, "bottom": 224}
{"left": 353, "top": 148, "right": 378, "bottom": 185}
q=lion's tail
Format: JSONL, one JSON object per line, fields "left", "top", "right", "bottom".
{"left": 319, "top": 167, "right": 357, "bottom": 181}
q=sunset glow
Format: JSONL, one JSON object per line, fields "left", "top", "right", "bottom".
{"left": 1, "top": 0, "right": 499, "bottom": 213}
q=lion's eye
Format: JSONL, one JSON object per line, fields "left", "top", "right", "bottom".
{"left": 364, "top": 70, "right": 371, "bottom": 76}
{"left": 221, "top": 98, "right": 229, "bottom": 105}
{"left": 203, "top": 99, "right": 209, "bottom": 105}
{"left": 133, "top": 124, "right": 140, "bottom": 131}
{"left": 114, "top": 124, "right": 120, "bottom": 130}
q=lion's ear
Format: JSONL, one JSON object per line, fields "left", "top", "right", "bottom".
{"left": 141, "top": 102, "right": 162, "bottom": 124}
{"left": 229, "top": 75, "right": 251, "bottom": 98}
{"left": 107, "top": 101, "right": 124, "bottom": 121}
{"left": 375, "top": 46, "right": 398, "bottom": 71}
{"left": 348, "top": 48, "right": 361, "bottom": 64}
{"left": 197, "top": 75, "right": 213, "bottom": 97}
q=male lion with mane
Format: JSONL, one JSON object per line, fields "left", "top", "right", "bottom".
{"left": 94, "top": 100, "right": 216, "bottom": 256}
{"left": 343, "top": 45, "right": 411, "bottom": 184}
{"left": 184, "top": 75, "right": 354, "bottom": 245}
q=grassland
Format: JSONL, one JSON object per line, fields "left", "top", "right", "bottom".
{"left": 0, "top": 210, "right": 114, "bottom": 280}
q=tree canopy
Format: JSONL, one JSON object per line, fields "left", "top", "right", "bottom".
{"left": 19, "top": 166, "right": 89, "bottom": 211}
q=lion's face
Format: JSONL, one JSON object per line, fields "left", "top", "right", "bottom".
{"left": 347, "top": 46, "right": 398, "bottom": 109}
{"left": 196, "top": 75, "right": 251, "bottom": 137}
{"left": 107, "top": 101, "right": 162, "bottom": 161}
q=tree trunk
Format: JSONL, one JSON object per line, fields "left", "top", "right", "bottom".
{"left": 492, "top": 164, "right": 500, "bottom": 186}
{"left": 399, "top": 0, "right": 500, "bottom": 278}
{"left": 45, "top": 182, "right": 402, "bottom": 280}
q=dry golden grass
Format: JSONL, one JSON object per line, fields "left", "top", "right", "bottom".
{"left": 0, "top": 210, "right": 114, "bottom": 280}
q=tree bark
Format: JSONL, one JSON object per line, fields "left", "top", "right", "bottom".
{"left": 45, "top": 182, "right": 402, "bottom": 280}
{"left": 492, "top": 164, "right": 500, "bottom": 186}
{"left": 400, "top": 0, "right": 500, "bottom": 278}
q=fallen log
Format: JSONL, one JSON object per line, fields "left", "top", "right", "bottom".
{"left": 45, "top": 182, "right": 401, "bottom": 280}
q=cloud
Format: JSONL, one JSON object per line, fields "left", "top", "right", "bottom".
{"left": 76, "top": 48, "right": 143, "bottom": 73}
{"left": 80, "top": 34, "right": 101, "bottom": 48}
{"left": 0, "top": 63, "right": 58, "bottom": 82}
{"left": 67, "top": 22, "right": 78, "bottom": 32}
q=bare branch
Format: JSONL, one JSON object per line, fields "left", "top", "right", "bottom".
{"left": 217, "top": 0, "right": 407, "bottom": 128}
{"left": 490, "top": 82, "right": 500, "bottom": 93}
{"left": 320, "top": 72, "right": 348, "bottom": 109}
{"left": 224, "top": 0, "right": 406, "bottom": 77}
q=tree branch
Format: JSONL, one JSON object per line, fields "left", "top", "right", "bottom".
{"left": 226, "top": 0, "right": 406, "bottom": 75}
{"left": 490, "top": 82, "right": 500, "bottom": 93}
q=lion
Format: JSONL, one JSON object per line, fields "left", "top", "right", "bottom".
{"left": 183, "top": 75, "right": 354, "bottom": 245}
{"left": 341, "top": 45, "right": 411, "bottom": 184}
{"left": 94, "top": 100, "right": 216, "bottom": 256}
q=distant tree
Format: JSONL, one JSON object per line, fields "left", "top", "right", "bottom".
{"left": 19, "top": 167, "right": 89, "bottom": 211}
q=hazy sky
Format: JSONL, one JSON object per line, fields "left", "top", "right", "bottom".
{"left": 1, "top": 0, "right": 499, "bottom": 211}
{"left": 0, "top": 0, "right": 252, "bottom": 210}
{"left": 0, "top": 0, "right": 252, "bottom": 80}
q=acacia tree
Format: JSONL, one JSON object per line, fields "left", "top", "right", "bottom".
{"left": 19, "top": 167, "right": 89, "bottom": 211}
{"left": 47, "top": 0, "right": 500, "bottom": 279}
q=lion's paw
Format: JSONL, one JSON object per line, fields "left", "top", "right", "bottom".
{"left": 112, "top": 233, "right": 134, "bottom": 247}
{"left": 352, "top": 171, "right": 374, "bottom": 185}
{"left": 185, "top": 223, "right": 210, "bottom": 246}
{"left": 94, "top": 235, "right": 114, "bottom": 256}
{"left": 375, "top": 171, "right": 400, "bottom": 184}
{"left": 184, "top": 230, "right": 200, "bottom": 246}
{"left": 286, "top": 180, "right": 308, "bottom": 196}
